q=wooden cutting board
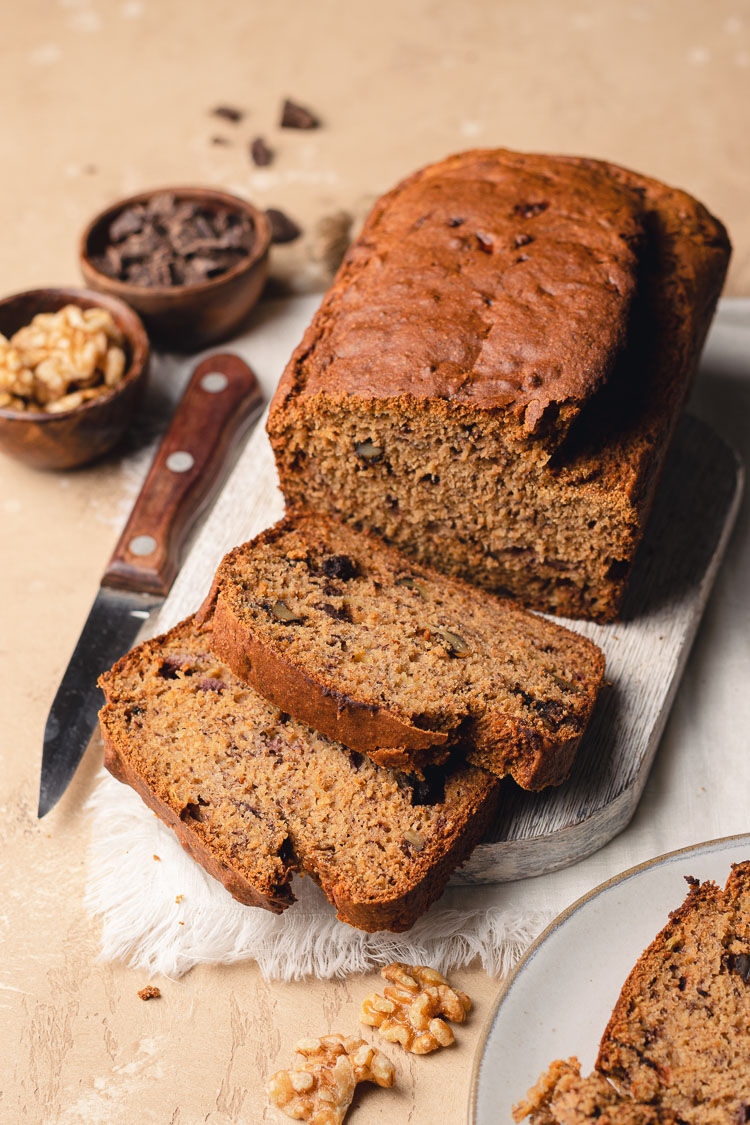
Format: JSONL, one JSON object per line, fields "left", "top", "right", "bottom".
{"left": 142, "top": 296, "right": 743, "bottom": 885}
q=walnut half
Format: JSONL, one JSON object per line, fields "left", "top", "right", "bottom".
{"left": 360, "top": 962, "right": 471, "bottom": 1054}
{"left": 268, "top": 1033, "right": 395, "bottom": 1124}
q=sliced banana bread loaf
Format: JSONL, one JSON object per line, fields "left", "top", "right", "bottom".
{"left": 98, "top": 617, "right": 499, "bottom": 932}
{"left": 516, "top": 863, "right": 750, "bottom": 1124}
{"left": 197, "top": 512, "right": 605, "bottom": 781}
{"left": 268, "top": 148, "right": 730, "bottom": 621}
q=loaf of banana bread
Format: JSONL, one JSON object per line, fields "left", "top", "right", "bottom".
{"left": 98, "top": 617, "right": 499, "bottom": 932}
{"left": 198, "top": 511, "right": 605, "bottom": 782}
{"left": 268, "top": 148, "right": 730, "bottom": 621}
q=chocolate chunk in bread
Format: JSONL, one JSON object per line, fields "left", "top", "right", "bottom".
{"left": 98, "top": 618, "right": 499, "bottom": 933}
{"left": 197, "top": 513, "right": 605, "bottom": 782}
{"left": 268, "top": 148, "right": 730, "bottom": 622}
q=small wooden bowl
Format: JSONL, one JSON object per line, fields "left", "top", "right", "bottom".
{"left": 79, "top": 186, "right": 271, "bottom": 351}
{"left": 0, "top": 288, "right": 149, "bottom": 471}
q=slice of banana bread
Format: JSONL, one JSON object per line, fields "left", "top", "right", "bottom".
{"left": 197, "top": 512, "right": 605, "bottom": 782}
{"left": 516, "top": 863, "right": 750, "bottom": 1124}
{"left": 268, "top": 148, "right": 730, "bottom": 622}
{"left": 98, "top": 617, "right": 499, "bottom": 932}
{"left": 596, "top": 863, "right": 750, "bottom": 1121}
{"left": 513, "top": 1058, "right": 679, "bottom": 1124}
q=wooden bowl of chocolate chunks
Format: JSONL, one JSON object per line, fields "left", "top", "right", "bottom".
{"left": 80, "top": 187, "right": 271, "bottom": 351}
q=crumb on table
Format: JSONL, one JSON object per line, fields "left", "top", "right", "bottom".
{"left": 138, "top": 985, "right": 161, "bottom": 1001}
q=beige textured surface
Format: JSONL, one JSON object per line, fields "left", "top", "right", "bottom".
{"left": 2, "top": 2, "right": 748, "bottom": 1121}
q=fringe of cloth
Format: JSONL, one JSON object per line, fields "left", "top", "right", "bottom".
{"left": 85, "top": 770, "right": 549, "bottom": 981}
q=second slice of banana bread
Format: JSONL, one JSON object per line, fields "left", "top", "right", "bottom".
{"left": 197, "top": 512, "right": 605, "bottom": 783}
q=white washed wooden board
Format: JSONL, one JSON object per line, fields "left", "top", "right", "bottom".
{"left": 134, "top": 296, "right": 743, "bottom": 885}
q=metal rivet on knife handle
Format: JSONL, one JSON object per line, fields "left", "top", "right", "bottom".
{"left": 129, "top": 535, "right": 157, "bottom": 557}
{"left": 166, "top": 451, "right": 195, "bottom": 473}
{"left": 201, "top": 372, "right": 229, "bottom": 393}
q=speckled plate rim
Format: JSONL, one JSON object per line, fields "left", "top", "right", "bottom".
{"left": 467, "top": 831, "right": 750, "bottom": 1124}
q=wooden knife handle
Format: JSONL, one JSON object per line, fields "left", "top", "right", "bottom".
{"left": 102, "top": 353, "right": 263, "bottom": 597}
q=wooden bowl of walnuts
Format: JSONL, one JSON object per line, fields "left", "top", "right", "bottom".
{"left": 0, "top": 287, "right": 149, "bottom": 470}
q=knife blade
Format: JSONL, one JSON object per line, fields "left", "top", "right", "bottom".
{"left": 38, "top": 352, "right": 263, "bottom": 817}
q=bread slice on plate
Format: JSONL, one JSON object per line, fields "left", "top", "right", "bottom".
{"left": 98, "top": 617, "right": 499, "bottom": 933}
{"left": 197, "top": 512, "right": 605, "bottom": 782}
{"left": 513, "top": 1057, "right": 679, "bottom": 1123}
{"left": 596, "top": 862, "right": 750, "bottom": 1120}
{"left": 515, "top": 862, "right": 750, "bottom": 1123}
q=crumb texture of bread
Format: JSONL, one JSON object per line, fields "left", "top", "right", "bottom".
{"left": 516, "top": 864, "right": 750, "bottom": 1124}
{"left": 268, "top": 148, "right": 730, "bottom": 621}
{"left": 199, "top": 512, "right": 605, "bottom": 784}
{"left": 98, "top": 617, "right": 499, "bottom": 933}
{"left": 513, "top": 1058, "right": 679, "bottom": 1124}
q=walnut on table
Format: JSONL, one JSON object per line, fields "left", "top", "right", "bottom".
{"left": 268, "top": 1033, "right": 394, "bottom": 1124}
{"left": 360, "top": 962, "right": 471, "bottom": 1054}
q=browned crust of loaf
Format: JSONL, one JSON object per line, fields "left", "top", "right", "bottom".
{"left": 198, "top": 513, "right": 605, "bottom": 782}
{"left": 101, "top": 725, "right": 296, "bottom": 914}
{"left": 196, "top": 579, "right": 450, "bottom": 772}
{"left": 269, "top": 148, "right": 730, "bottom": 438}
{"left": 269, "top": 149, "right": 647, "bottom": 437}
{"left": 595, "top": 861, "right": 750, "bottom": 1081}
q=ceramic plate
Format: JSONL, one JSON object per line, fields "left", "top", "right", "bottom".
{"left": 469, "top": 833, "right": 750, "bottom": 1124}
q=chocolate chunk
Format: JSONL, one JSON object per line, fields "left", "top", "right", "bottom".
{"left": 515, "top": 232, "right": 534, "bottom": 248}
{"left": 731, "top": 952, "right": 750, "bottom": 982}
{"left": 180, "top": 800, "right": 208, "bottom": 822}
{"left": 211, "top": 104, "right": 244, "bottom": 123}
{"left": 280, "top": 98, "right": 320, "bottom": 129}
{"left": 119, "top": 228, "right": 163, "bottom": 261}
{"left": 318, "top": 602, "right": 352, "bottom": 623}
{"left": 266, "top": 207, "right": 302, "bottom": 244}
{"left": 321, "top": 554, "right": 358, "bottom": 581}
{"left": 345, "top": 748, "right": 364, "bottom": 771}
{"left": 196, "top": 677, "right": 226, "bottom": 692}
{"left": 405, "top": 769, "right": 446, "bottom": 807}
{"left": 109, "top": 205, "right": 145, "bottom": 242}
{"left": 147, "top": 191, "right": 178, "bottom": 216}
{"left": 475, "top": 231, "right": 493, "bottom": 253}
{"left": 514, "top": 201, "right": 549, "bottom": 219}
{"left": 250, "top": 136, "right": 273, "bottom": 166}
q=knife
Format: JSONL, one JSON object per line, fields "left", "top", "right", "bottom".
{"left": 38, "top": 352, "right": 263, "bottom": 817}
